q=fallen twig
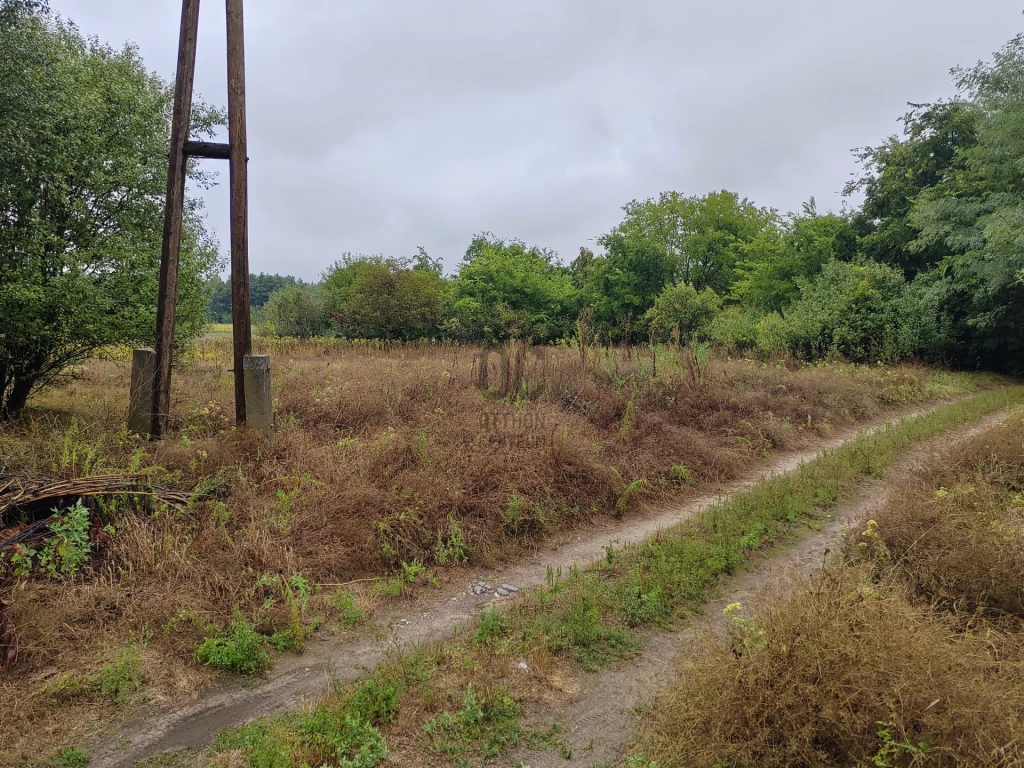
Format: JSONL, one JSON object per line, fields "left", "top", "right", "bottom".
{"left": 315, "top": 577, "right": 383, "bottom": 588}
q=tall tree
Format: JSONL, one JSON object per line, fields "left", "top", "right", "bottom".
{"left": 846, "top": 100, "right": 980, "bottom": 279}
{"left": 583, "top": 233, "right": 676, "bottom": 341}
{"left": 603, "top": 190, "right": 776, "bottom": 294}
{"left": 445, "top": 234, "right": 578, "bottom": 343}
{"left": 733, "top": 203, "right": 855, "bottom": 313}
{"left": 0, "top": 6, "right": 222, "bottom": 417}
{"left": 910, "top": 34, "right": 1024, "bottom": 370}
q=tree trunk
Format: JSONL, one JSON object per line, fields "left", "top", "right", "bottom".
{"left": 0, "top": 374, "right": 33, "bottom": 420}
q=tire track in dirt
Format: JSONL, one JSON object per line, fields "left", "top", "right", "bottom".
{"left": 88, "top": 399, "right": 999, "bottom": 767}
{"left": 505, "top": 408, "right": 1012, "bottom": 768}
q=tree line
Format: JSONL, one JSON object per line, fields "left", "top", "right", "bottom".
{"left": 1, "top": 1, "right": 1021, "bottom": 418}
{"left": 256, "top": 53, "right": 1024, "bottom": 373}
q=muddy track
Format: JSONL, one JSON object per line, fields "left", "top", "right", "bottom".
{"left": 87, "top": 399, "right": 998, "bottom": 767}
{"left": 505, "top": 408, "right": 1012, "bottom": 768}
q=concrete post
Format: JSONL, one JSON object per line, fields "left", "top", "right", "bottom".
{"left": 128, "top": 348, "right": 156, "bottom": 436}
{"left": 242, "top": 354, "right": 273, "bottom": 433}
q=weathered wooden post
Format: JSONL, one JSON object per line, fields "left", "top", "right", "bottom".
{"left": 144, "top": 0, "right": 267, "bottom": 438}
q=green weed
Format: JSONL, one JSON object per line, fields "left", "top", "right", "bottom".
{"left": 56, "top": 748, "right": 90, "bottom": 768}
{"left": 424, "top": 685, "right": 522, "bottom": 763}
{"left": 669, "top": 464, "right": 697, "bottom": 486}
{"left": 99, "top": 645, "right": 144, "bottom": 705}
{"left": 4, "top": 500, "right": 92, "bottom": 580}
{"left": 196, "top": 613, "right": 271, "bottom": 675}
{"left": 331, "top": 591, "right": 365, "bottom": 629}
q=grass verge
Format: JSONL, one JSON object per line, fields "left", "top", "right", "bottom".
{"left": 202, "top": 386, "right": 1024, "bottom": 768}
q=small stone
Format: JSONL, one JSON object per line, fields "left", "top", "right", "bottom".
{"left": 500, "top": 584, "right": 519, "bottom": 592}
{"left": 496, "top": 588, "right": 510, "bottom": 597}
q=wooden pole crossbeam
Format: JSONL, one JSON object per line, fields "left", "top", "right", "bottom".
{"left": 183, "top": 140, "right": 232, "bottom": 160}
{"left": 151, "top": 0, "right": 254, "bottom": 437}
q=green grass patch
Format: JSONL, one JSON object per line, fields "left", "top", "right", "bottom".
{"left": 196, "top": 613, "right": 271, "bottom": 675}
{"left": 208, "top": 386, "right": 1023, "bottom": 768}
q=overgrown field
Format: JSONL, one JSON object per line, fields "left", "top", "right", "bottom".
{"left": 181, "top": 377, "right": 1023, "bottom": 768}
{"left": 634, "top": 408, "right": 1024, "bottom": 767}
{"left": 0, "top": 339, "right": 1006, "bottom": 761}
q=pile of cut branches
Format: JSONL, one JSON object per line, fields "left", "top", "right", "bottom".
{"left": 0, "top": 475, "right": 203, "bottom": 669}
{"left": 0, "top": 474, "right": 192, "bottom": 554}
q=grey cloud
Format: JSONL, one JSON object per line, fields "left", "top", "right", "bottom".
{"left": 56, "top": 0, "right": 1020, "bottom": 279}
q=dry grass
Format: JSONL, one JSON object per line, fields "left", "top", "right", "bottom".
{"left": 847, "top": 415, "right": 1024, "bottom": 619}
{"left": 0, "top": 339, "right": 1000, "bottom": 761}
{"left": 633, "top": 411, "right": 1024, "bottom": 768}
{"left": 635, "top": 566, "right": 1024, "bottom": 768}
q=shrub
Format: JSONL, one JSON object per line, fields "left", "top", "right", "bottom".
{"left": 644, "top": 283, "right": 722, "bottom": 343}
{"left": 257, "top": 284, "right": 330, "bottom": 339}
{"left": 754, "top": 312, "right": 789, "bottom": 357}
{"left": 708, "top": 307, "right": 758, "bottom": 352}
{"left": 5, "top": 500, "right": 93, "bottom": 580}
{"left": 783, "top": 259, "right": 936, "bottom": 363}
{"left": 196, "top": 613, "right": 271, "bottom": 675}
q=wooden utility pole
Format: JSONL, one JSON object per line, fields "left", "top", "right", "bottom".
{"left": 226, "top": 0, "right": 252, "bottom": 427}
{"left": 152, "top": 0, "right": 202, "bottom": 439}
{"left": 151, "top": 0, "right": 255, "bottom": 437}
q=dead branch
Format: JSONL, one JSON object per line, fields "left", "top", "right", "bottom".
{"left": 0, "top": 474, "right": 196, "bottom": 554}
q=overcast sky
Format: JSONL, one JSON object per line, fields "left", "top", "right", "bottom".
{"left": 58, "top": 0, "right": 1019, "bottom": 280}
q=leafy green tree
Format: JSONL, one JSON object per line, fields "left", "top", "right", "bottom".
{"left": 0, "top": 6, "right": 221, "bottom": 417}
{"left": 733, "top": 202, "right": 855, "bottom": 313}
{"left": 582, "top": 233, "right": 676, "bottom": 342}
{"left": 444, "top": 234, "right": 578, "bottom": 342}
{"left": 320, "top": 253, "right": 383, "bottom": 310}
{"left": 320, "top": 253, "right": 445, "bottom": 339}
{"left": 909, "top": 34, "right": 1024, "bottom": 370}
{"left": 570, "top": 246, "right": 597, "bottom": 288}
{"left": 249, "top": 273, "right": 300, "bottom": 308}
{"left": 846, "top": 100, "right": 980, "bottom": 278}
{"left": 206, "top": 273, "right": 300, "bottom": 323}
{"left": 708, "top": 308, "right": 759, "bottom": 353}
{"left": 257, "top": 284, "right": 329, "bottom": 339}
{"left": 604, "top": 191, "right": 776, "bottom": 294}
{"left": 342, "top": 257, "right": 444, "bottom": 339}
{"left": 643, "top": 283, "right": 722, "bottom": 343}
{"left": 206, "top": 275, "right": 232, "bottom": 323}
{"left": 782, "top": 260, "right": 936, "bottom": 364}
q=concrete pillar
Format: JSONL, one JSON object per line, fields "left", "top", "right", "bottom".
{"left": 243, "top": 354, "right": 273, "bottom": 433}
{"left": 128, "top": 348, "right": 156, "bottom": 436}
